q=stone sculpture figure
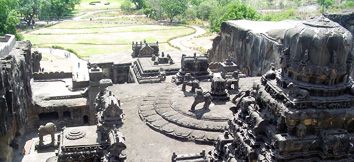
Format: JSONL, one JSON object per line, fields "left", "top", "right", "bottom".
{"left": 159, "top": 68, "right": 166, "bottom": 81}
{"left": 38, "top": 122, "right": 57, "bottom": 146}
{"left": 210, "top": 76, "right": 229, "bottom": 101}
{"left": 264, "top": 64, "right": 276, "bottom": 80}
{"left": 32, "top": 51, "right": 42, "bottom": 72}
{"left": 226, "top": 71, "right": 239, "bottom": 90}
{"left": 182, "top": 73, "right": 199, "bottom": 92}
{"left": 190, "top": 89, "right": 212, "bottom": 112}
{"left": 329, "top": 69, "right": 337, "bottom": 85}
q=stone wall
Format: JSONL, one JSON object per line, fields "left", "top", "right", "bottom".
{"left": 208, "top": 20, "right": 300, "bottom": 76}
{"left": 33, "top": 71, "right": 72, "bottom": 80}
{"left": 94, "top": 62, "right": 135, "bottom": 84}
{"left": 326, "top": 12, "right": 354, "bottom": 39}
{"left": 0, "top": 35, "right": 16, "bottom": 58}
{"left": 0, "top": 40, "right": 34, "bottom": 161}
{"left": 325, "top": 13, "right": 354, "bottom": 81}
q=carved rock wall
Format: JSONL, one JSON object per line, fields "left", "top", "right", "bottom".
{"left": 326, "top": 13, "right": 354, "bottom": 78}
{"left": 208, "top": 20, "right": 300, "bottom": 76}
{"left": 326, "top": 12, "right": 354, "bottom": 39}
{"left": 0, "top": 41, "right": 33, "bottom": 161}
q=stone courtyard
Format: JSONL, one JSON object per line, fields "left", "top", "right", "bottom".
{"left": 0, "top": 1, "right": 354, "bottom": 162}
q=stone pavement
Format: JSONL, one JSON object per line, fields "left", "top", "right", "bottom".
{"left": 138, "top": 78, "right": 261, "bottom": 144}
{"left": 139, "top": 84, "right": 230, "bottom": 144}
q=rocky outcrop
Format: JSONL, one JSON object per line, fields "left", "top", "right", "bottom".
{"left": 208, "top": 20, "right": 300, "bottom": 76}
{"left": 326, "top": 12, "right": 354, "bottom": 39}
{"left": 0, "top": 35, "right": 34, "bottom": 161}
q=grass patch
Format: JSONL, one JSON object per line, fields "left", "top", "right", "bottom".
{"left": 25, "top": 27, "right": 194, "bottom": 45}
{"left": 261, "top": 9, "right": 298, "bottom": 21}
{"left": 30, "top": 24, "right": 188, "bottom": 34}
{"left": 25, "top": 22, "right": 195, "bottom": 58}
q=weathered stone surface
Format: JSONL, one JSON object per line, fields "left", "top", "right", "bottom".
{"left": 207, "top": 17, "right": 354, "bottom": 162}
{"left": 326, "top": 12, "right": 354, "bottom": 39}
{"left": 138, "top": 91, "right": 228, "bottom": 144}
{"left": 0, "top": 37, "right": 34, "bottom": 161}
{"left": 139, "top": 105, "right": 154, "bottom": 111}
{"left": 145, "top": 114, "right": 161, "bottom": 123}
{"left": 208, "top": 20, "right": 300, "bottom": 76}
{"left": 139, "top": 109, "right": 156, "bottom": 118}
{"left": 150, "top": 118, "right": 169, "bottom": 128}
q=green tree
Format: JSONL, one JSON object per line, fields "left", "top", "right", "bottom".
{"left": 196, "top": 0, "right": 217, "bottom": 20}
{"left": 161, "top": 0, "right": 188, "bottom": 22}
{"left": 144, "top": 0, "right": 162, "bottom": 20}
{"left": 0, "top": 0, "right": 20, "bottom": 38}
{"left": 342, "top": 0, "right": 354, "bottom": 8}
{"left": 210, "top": 1, "right": 259, "bottom": 32}
{"left": 130, "top": 0, "right": 145, "bottom": 9}
{"left": 38, "top": 0, "right": 51, "bottom": 21}
{"left": 218, "top": 0, "right": 233, "bottom": 6}
{"left": 189, "top": 0, "right": 203, "bottom": 6}
{"left": 18, "top": 0, "right": 40, "bottom": 26}
{"left": 38, "top": 0, "right": 79, "bottom": 20}
{"left": 317, "top": 0, "right": 335, "bottom": 13}
{"left": 121, "top": 0, "right": 134, "bottom": 12}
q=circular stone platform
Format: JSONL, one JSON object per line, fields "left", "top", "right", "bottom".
{"left": 65, "top": 129, "right": 86, "bottom": 140}
{"left": 138, "top": 78, "right": 260, "bottom": 144}
{"left": 138, "top": 82, "right": 234, "bottom": 144}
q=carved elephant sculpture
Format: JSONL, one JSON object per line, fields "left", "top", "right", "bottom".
{"left": 38, "top": 122, "right": 57, "bottom": 146}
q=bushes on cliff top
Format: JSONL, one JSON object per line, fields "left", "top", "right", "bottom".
{"left": 0, "top": 0, "right": 20, "bottom": 39}
{"left": 210, "top": 1, "right": 260, "bottom": 32}
{"left": 261, "top": 9, "right": 297, "bottom": 21}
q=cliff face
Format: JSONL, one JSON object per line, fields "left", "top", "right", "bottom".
{"left": 326, "top": 12, "right": 354, "bottom": 39}
{"left": 208, "top": 20, "right": 300, "bottom": 76}
{"left": 325, "top": 12, "right": 354, "bottom": 79}
{"left": 0, "top": 37, "right": 34, "bottom": 161}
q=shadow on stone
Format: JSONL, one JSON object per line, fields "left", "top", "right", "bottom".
{"left": 190, "top": 108, "right": 211, "bottom": 119}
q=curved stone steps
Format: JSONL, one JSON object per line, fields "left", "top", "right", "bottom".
{"left": 155, "top": 102, "right": 228, "bottom": 132}
{"left": 138, "top": 94, "right": 227, "bottom": 144}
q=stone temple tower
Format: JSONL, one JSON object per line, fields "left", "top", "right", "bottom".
{"left": 211, "top": 17, "right": 354, "bottom": 161}
{"left": 88, "top": 65, "right": 113, "bottom": 124}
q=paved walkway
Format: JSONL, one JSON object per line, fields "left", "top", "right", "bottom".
{"left": 169, "top": 25, "right": 207, "bottom": 54}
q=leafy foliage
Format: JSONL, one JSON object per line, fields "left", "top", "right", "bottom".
{"left": 210, "top": 1, "right": 260, "bottom": 32}
{"left": 130, "top": 0, "right": 145, "bottom": 9}
{"left": 0, "top": 0, "right": 20, "bottom": 38}
{"left": 261, "top": 9, "right": 297, "bottom": 21}
{"left": 161, "top": 0, "right": 188, "bottom": 22}
{"left": 38, "top": 0, "right": 79, "bottom": 21}
{"left": 195, "top": 0, "right": 217, "bottom": 20}
{"left": 341, "top": 0, "right": 354, "bottom": 8}
{"left": 143, "top": 0, "right": 162, "bottom": 20}
{"left": 18, "top": 0, "right": 40, "bottom": 26}
{"left": 121, "top": 0, "right": 134, "bottom": 12}
{"left": 317, "top": 0, "right": 334, "bottom": 13}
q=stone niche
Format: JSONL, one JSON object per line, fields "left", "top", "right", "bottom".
{"left": 208, "top": 20, "right": 301, "bottom": 76}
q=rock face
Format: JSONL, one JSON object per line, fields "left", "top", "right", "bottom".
{"left": 210, "top": 17, "right": 354, "bottom": 162}
{"left": 0, "top": 35, "right": 34, "bottom": 161}
{"left": 326, "top": 12, "right": 354, "bottom": 39}
{"left": 208, "top": 20, "right": 300, "bottom": 76}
